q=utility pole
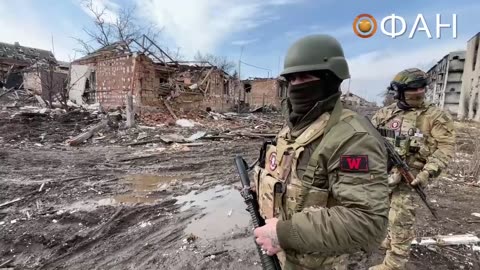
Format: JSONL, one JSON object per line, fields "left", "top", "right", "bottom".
{"left": 237, "top": 46, "right": 244, "bottom": 113}
{"left": 51, "top": 34, "right": 55, "bottom": 57}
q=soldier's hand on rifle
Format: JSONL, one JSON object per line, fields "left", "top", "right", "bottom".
{"left": 411, "top": 170, "right": 429, "bottom": 188}
{"left": 234, "top": 181, "right": 256, "bottom": 193}
{"left": 254, "top": 218, "right": 282, "bottom": 256}
{"left": 250, "top": 180, "right": 256, "bottom": 193}
{"left": 388, "top": 167, "right": 402, "bottom": 186}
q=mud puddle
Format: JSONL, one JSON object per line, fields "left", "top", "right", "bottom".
{"left": 64, "top": 174, "right": 185, "bottom": 211}
{"left": 175, "top": 185, "right": 250, "bottom": 239}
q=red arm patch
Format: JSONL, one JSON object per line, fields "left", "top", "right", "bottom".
{"left": 340, "top": 155, "right": 369, "bottom": 172}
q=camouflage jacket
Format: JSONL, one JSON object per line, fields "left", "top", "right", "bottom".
{"left": 371, "top": 102, "right": 455, "bottom": 177}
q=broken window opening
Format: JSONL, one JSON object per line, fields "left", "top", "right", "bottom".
{"left": 244, "top": 83, "right": 252, "bottom": 93}
{"left": 223, "top": 81, "right": 228, "bottom": 95}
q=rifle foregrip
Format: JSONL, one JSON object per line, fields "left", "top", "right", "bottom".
{"left": 234, "top": 155, "right": 282, "bottom": 270}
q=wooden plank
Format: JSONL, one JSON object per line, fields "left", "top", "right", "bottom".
{"left": 67, "top": 119, "right": 109, "bottom": 146}
{"left": 0, "top": 198, "right": 23, "bottom": 209}
{"left": 163, "top": 100, "right": 178, "bottom": 119}
{"left": 126, "top": 92, "right": 135, "bottom": 128}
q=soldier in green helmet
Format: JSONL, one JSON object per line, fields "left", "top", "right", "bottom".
{"left": 250, "top": 34, "right": 390, "bottom": 269}
{"left": 369, "top": 68, "right": 455, "bottom": 270}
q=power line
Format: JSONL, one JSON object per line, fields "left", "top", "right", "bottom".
{"left": 240, "top": 60, "right": 271, "bottom": 72}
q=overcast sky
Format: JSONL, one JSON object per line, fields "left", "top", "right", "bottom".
{"left": 1, "top": 0, "right": 478, "bottom": 104}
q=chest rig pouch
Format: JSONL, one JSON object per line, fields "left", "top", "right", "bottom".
{"left": 378, "top": 110, "right": 428, "bottom": 170}
{"left": 254, "top": 99, "right": 353, "bottom": 221}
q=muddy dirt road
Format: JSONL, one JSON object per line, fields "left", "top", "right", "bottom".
{"left": 1, "top": 108, "right": 480, "bottom": 270}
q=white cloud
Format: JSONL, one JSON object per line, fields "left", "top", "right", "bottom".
{"left": 231, "top": 39, "right": 259, "bottom": 46}
{"left": 342, "top": 39, "right": 467, "bottom": 104}
{"left": 77, "top": 0, "right": 119, "bottom": 24}
{"left": 285, "top": 24, "right": 353, "bottom": 42}
{"left": 135, "top": 0, "right": 300, "bottom": 56}
{"left": 0, "top": 2, "right": 78, "bottom": 61}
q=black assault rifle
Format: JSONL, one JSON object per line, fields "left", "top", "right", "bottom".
{"left": 365, "top": 117, "right": 439, "bottom": 219}
{"left": 234, "top": 155, "right": 282, "bottom": 270}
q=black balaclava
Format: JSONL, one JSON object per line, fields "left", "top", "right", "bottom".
{"left": 287, "top": 71, "right": 342, "bottom": 128}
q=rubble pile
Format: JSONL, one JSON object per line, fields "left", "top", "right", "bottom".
{"left": 0, "top": 106, "right": 100, "bottom": 147}
{"left": 0, "top": 98, "right": 284, "bottom": 151}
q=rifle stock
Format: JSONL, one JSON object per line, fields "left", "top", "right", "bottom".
{"left": 234, "top": 155, "right": 282, "bottom": 270}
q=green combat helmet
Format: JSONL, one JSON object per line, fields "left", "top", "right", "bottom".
{"left": 389, "top": 68, "right": 429, "bottom": 91}
{"left": 280, "top": 34, "right": 350, "bottom": 80}
{"left": 388, "top": 68, "right": 429, "bottom": 108}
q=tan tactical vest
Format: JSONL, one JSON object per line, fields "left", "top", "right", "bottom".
{"left": 377, "top": 108, "right": 430, "bottom": 171}
{"left": 253, "top": 100, "right": 356, "bottom": 267}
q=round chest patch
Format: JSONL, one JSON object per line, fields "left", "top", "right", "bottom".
{"left": 390, "top": 119, "right": 401, "bottom": 130}
{"left": 269, "top": 152, "right": 277, "bottom": 171}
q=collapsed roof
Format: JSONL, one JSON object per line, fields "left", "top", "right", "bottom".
{"left": 0, "top": 41, "right": 56, "bottom": 66}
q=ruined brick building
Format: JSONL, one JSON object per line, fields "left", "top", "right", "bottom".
{"left": 0, "top": 41, "right": 68, "bottom": 104}
{"left": 240, "top": 77, "right": 288, "bottom": 109}
{"left": 68, "top": 37, "right": 237, "bottom": 117}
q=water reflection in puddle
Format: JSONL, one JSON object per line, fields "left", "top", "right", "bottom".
{"left": 175, "top": 185, "right": 250, "bottom": 239}
{"left": 114, "top": 174, "right": 184, "bottom": 204}
{"left": 65, "top": 174, "right": 184, "bottom": 211}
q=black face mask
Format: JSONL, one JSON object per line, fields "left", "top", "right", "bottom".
{"left": 286, "top": 74, "right": 341, "bottom": 130}
{"left": 288, "top": 80, "right": 338, "bottom": 115}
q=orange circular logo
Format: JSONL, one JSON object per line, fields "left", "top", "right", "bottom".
{"left": 353, "top": 14, "right": 377, "bottom": 38}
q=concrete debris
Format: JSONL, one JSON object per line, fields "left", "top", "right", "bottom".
{"left": 412, "top": 234, "right": 480, "bottom": 246}
{"left": 186, "top": 131, "right": 206, "bottom": 142}
{"left": 176, "top": 119, "right": 194, "bottom": 127}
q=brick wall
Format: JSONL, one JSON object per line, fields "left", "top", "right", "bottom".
{"left": 248, "top": 79, "right": 282, "bottom": 108}
{"left": 95, "top": 55, "right": 135, "bottom": 110}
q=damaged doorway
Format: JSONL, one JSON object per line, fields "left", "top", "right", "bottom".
{"left": 243, "top": 82, "right": 251, "bottom": 104}
{"left": 82, "top": 70, "right": 96, "bottom": 104}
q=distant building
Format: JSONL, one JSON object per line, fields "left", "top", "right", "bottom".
{"left": 0, "top": 41, "right": 57, "bottom": 89}
{"left": 240, "top": 77, "right": 287, "bottom": 109}
{"left": 458, "top": 32, "right": 480, "bottom": 121}
{"left": 341, "top": 91, "right": 376, "bottom": 107}
{"left": 426, "top": 51, "right": 466, "bottom": 116}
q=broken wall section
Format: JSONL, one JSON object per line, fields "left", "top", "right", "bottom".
{"left": 95, "top": 54, "right": 136, "bottom": 110}
{"left": 70, "top": 54, "right": 137, "bottom": 110}
{"left": 459, "top": 32, "right": 480, "bottom": 121}
{"left": 242, "top": 78, "right": 287, "bottom": 109}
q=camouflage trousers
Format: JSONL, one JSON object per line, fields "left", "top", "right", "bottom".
{"left": 378, "top": 183, "right": 416, "bottom": 270}
{"left": 277, "top": 251, "right": 349, "bottom": 270}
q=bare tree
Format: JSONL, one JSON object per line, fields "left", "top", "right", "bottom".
{"left": 32, "top": 61, "right": 69, "bottom": 109}
{"left": 164, "top": 46, "right": 185, "bottom": 62}
{"left": 194, "top": 51, "right": 236, "bottom": 75}
{"left": 74, "top": 0, "right": 162, "bottom": 54}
